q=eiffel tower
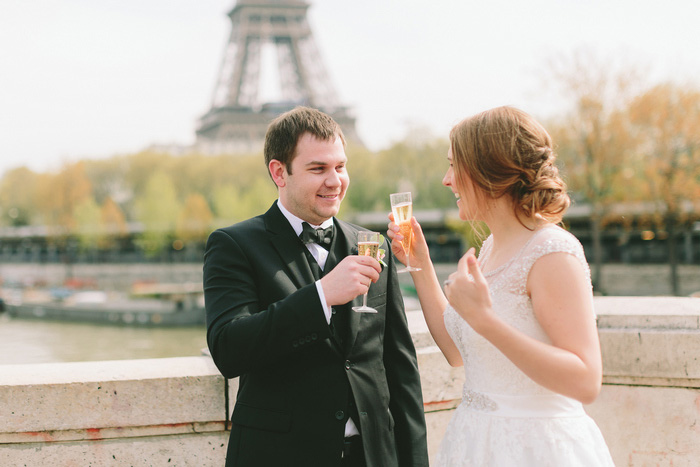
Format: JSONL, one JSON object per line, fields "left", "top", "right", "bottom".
{"left": 195, "top": 0, "right": 361, "bottom": 154}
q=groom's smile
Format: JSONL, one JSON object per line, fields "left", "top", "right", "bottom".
{"left": 279, "top": 132, "right": 349, "bottom": 226}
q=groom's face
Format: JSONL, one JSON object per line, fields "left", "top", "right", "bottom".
{"left": 279, "top": 132, "right": 349, "bottom": 225}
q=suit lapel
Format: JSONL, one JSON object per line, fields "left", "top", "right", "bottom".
{"left": 332, "top": 221, "right": 363, "bottom": 353}
{"left": 264, "top": 202, "right": 317, "bottom": 289}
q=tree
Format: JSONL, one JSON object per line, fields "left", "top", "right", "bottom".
{"left": 547, "top": 48, "right": 642, "bottom": 293}
{"left": 83, "top": 157, "right": 131, "bottom": 205}
{"left": 98, "top": 197, "right": 128, "bottom": 250}
{"left": 344, "top": 146, "right": 388, "bottom": 213}
{"left": 0, "top": 167, "right": 39, "bottom": 226}
{"left": 211, "top": 185, "right": 242, "bottom": 225}
{"left": 237, "top": 178, "right": 277, "bottom": 220}
{"left": 211, "top": 177, "right": 277, "bottom": 228}
{"left": 34, "top": 162, "right": 93, "bottom": 235}
{"left": 347, "top": 137, "right": 453, "bottom": 214}
{"left": 176, "top": 192, "right": 213, "bottom": 245}
{"left": 73, "top": 196, "right": 101, "bottom": 255}
{"left": 627, "top": 83, "right": 700, "bottom": 295}
{"left": 133, "top": 171, "right": 181, "bottom": 258}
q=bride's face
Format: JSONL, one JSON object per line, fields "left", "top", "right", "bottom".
{"left": 443, "top": 147, "right": 481, "bottom": 221}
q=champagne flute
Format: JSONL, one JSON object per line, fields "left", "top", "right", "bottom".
{"left": 352, "top": 231, "right": 381, "bottom": 313}
{"left": 390, "top": 192, "right": 421, "bottom": 273}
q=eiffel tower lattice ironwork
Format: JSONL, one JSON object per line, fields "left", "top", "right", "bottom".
{"left": 196, "top": 0, "right": 361, "bottom": 154}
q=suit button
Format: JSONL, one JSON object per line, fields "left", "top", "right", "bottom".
{"left": 335, "top": 410, "right": 345, "bottom": 420}
{"left": 311, "top": 333, "right": 318, "bottom": 341}
{"left": 305, "top": 335, "right": 312, "bottom": 343}
{"left": 292, "top": 340, "right": 298, "bottom": 348}
{"left": 344, "top": 360, "right": 351, "bottom": 370}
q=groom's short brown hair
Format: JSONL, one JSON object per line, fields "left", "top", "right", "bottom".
{"left": 264, "top": 106, "right": 346, "bottom": 177}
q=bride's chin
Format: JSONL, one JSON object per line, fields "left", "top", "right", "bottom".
{"left": 457, "top": 207, "right": 468, "bottom": 221}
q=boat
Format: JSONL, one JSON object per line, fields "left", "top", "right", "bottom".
{"left": 3, "top": 282, "right": 205, "bottom": 327}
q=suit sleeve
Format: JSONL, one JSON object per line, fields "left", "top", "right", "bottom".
{"left": 383, "top": 252, "right": 430, "bottom": 466}
{"left": 203, "top": 228, "right": 333, "bottom": 378}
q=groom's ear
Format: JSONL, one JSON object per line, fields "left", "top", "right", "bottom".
{"left": 269, "top": 159, "right": 287, "bottom": 188}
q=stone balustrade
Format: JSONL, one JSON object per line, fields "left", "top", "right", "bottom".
{"left": 1, "top": 297, "right": 699, "bottom": 466}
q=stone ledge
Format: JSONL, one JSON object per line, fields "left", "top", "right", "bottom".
{"left": 596, "top": 297, "right": 700, "bottom": 329}
{"left": 0, "top": 357, "right": 225, "bottom": 436}
{"left": 602, "top": 376, "right": 700, "bottom": 388}
{"left": 0, "top": 431, "right": 228, "bottom": 467}
{"left": 0, "top": 421, "right": 225, "bottom": 444}
{"left": 599, "top": 329, "right": 700, "bottom": 380}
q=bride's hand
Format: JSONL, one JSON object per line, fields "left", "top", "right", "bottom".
{"left": 387, "top": 214, "right": 430, "bottom": 269}
{"left": 444, "top": 248, "right": 495, "bottom": 333}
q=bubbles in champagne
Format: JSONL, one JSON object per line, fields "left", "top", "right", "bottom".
{"left": 392, "top": 202, "right": 412, "bottom": 224}
{"left": 398, "top": 223, "right": 412, "bottom": 252}
{"left": 358, "top": 241, "right": 379, "bottom": 259}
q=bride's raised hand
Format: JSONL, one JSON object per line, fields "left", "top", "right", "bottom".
{"left": 387, "top": 214, "right": 430, "bottom": 269}
{"left": 444, "top": 248, "right": 495, "bottom": 333}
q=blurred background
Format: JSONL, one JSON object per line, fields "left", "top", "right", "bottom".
{"left": 1, "top": 0, "right": 699, "bottom": 365}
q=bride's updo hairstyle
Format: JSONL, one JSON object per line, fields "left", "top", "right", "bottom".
{"left": 449, "top": 106, "right": 570, "bottom": 226}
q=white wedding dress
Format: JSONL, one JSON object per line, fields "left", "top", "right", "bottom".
{"left": 436, "top": 225, "right": 615, "bottom": 466}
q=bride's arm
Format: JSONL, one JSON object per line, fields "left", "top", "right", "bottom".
{"left": 446, "top": 251, "right": 602, "bottom": 403}
{"left": 388, "top": 217, "right": 463, "bottom": 366}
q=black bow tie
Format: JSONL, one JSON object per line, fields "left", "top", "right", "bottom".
{"left": 300, "top": 222, "right": 334, "bottom": 250}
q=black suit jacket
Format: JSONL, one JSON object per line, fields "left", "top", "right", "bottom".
{"left": 203, "top": 201, "right": 428, "bottom": 467}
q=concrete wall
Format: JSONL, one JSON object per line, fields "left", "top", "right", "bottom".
{"left": 1, "top": 297, "right": 699, "bottom": 466}
{"left": 0, "top": 357, "right": 229, "bottom": 466}
{"left": 589, "top": 297, "right": 700, "bottom": 466}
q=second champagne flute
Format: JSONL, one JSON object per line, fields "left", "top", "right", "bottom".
{"left": 352, "top": 231, "right": 381, "bottom": 313}
{"left": 390, "top": 192, "right": 421, "bottom": 273}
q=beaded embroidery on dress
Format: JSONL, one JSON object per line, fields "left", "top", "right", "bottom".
{"left": 436, "top": 225, "right": 615, "bottom": 466}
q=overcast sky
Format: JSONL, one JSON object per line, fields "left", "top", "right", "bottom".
{"left": 1, "top": 0, "right": 699, "bottom": 176}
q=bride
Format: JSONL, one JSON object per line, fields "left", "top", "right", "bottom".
{"left": 388, "top": 106, "right": 615, "bottom": 466}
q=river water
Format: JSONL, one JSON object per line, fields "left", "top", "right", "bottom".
{"left": 0, "top": 298, "right": 428, "bottom": 366}
{"left": 0, "top": 314, "right": 207, "bottom": 365}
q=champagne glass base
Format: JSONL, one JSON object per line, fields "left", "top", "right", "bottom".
{"left": 397, "top": 266, "right": 422, "bottom": 273}
{"left": 352, "top": 305, "right": 378, "bottom": 313}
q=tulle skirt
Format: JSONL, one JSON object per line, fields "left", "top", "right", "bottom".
{"left": 435, "top": 391, "right": 615, "bottom": 467}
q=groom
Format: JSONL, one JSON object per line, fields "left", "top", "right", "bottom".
{"left": 203, "top": 106, "right": 428, "bottom": 467}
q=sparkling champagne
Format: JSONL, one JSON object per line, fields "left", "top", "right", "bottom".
{"left": 358, "top": 241, "right": 379, "bottom": 258}
{"left": 391, "top": 202, "right": 413, "bottom": 253}
{"left": 353, "top": 231, "right": 382, "bottom": 313}
{"left": 391, "top": 202, "right": 412, "bottom": 224}
{"left": 389, "top": 192, "right": 421, "bottom": 273}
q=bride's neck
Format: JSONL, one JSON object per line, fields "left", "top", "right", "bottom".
{"left": 484, "top": 204, "right": 547, "bottom": 256}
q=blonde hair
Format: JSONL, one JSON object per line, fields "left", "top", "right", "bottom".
{"left": 449, "top": 106, "right": 570, "bottom": 226}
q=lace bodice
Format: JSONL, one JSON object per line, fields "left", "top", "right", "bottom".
{"left": 444, "top": 225, "right": 592, "bottom": 397}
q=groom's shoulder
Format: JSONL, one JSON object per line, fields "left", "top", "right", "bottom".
{"left": 213, "top": 213, "right": 265, "bottom": 239}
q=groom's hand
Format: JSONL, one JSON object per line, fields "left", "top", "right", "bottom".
{"left": 321, "top": 256, "right": 381, "bottom": 306}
